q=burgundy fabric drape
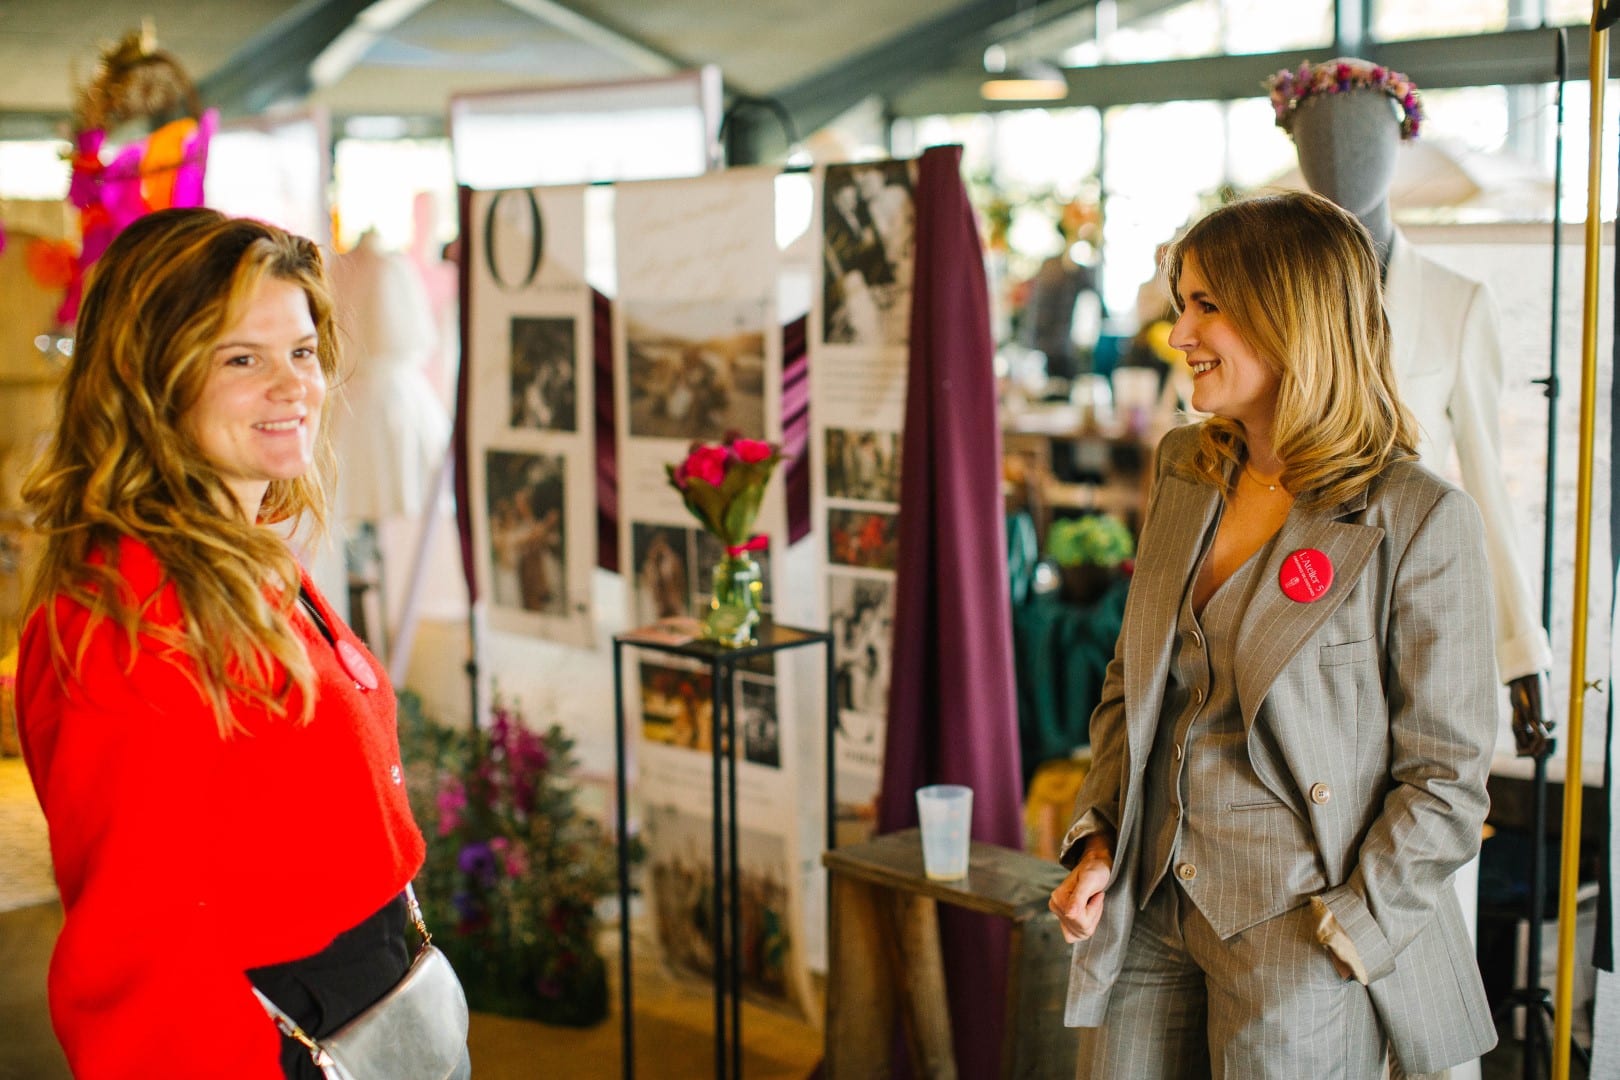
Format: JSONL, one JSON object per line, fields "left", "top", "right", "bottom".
{"left": 876, "top": 145, "right": 1024, "bottom": 1076}
{"left": 453, "top": 186, "right": 476, "bottom": 602}
{"left": 593, "top": 289, "right": 618, "bottom": 573}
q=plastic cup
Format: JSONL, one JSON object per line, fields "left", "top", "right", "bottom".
{"left": 916, "top": 785, "right": 973, "bottom": 881}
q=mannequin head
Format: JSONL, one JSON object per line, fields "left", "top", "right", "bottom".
{"left": 1291, "top": 89, "right": 1400, "bottom": 226}
{"left": 1268, "top": 59, "right": 1424, "bottom": 263}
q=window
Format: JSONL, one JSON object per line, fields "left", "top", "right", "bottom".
{"left": 1373, "top": 0, "right": 1509, "bottom": 41}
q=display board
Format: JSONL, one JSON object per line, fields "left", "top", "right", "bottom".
{"left": 466, "top": 185, "right": 598, "bottom": 648}
{"left": 811, "top": 160, "right": 917, "bottom": 846}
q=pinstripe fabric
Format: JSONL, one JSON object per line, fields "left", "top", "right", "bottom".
{"left": 1059, "top": 422, "right": 1498, "bottom": 1075}
{"left": 1076, "top": 883, "right": 1386, "bottom": 1080}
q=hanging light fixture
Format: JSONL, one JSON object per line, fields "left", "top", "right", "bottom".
{"left": 980, "top": 59, "right": 1069, "bottom": 101}
{"left": 980, "top": 2, "right": 1068, "bottom": 102}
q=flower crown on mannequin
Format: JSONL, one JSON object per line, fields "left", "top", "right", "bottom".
{"left": 1265, "top": 58, "right": 1424, "bottom": 140}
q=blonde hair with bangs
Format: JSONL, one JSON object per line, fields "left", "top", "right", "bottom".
{"left": 1165, "top": 191, "right": 1418, "bottom": 506}
{"left": 23, "top": 208, "right": 341, "bottom": 734}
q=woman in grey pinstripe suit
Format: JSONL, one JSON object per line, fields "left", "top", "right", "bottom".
{"left": 1049, "top": 192, "right": 1497, "bottom": 1079}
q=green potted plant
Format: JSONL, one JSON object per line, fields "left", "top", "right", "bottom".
{"left": 1045, "top": 513, "right": 1135, "bottom": 605}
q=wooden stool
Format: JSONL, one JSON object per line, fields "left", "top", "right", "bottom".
{"left": 822, "top": 828, "right": 1076, "bottom": 1079}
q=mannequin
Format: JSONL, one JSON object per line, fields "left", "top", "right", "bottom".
{"left": 1274, "top": 59, "right": 1555, "bottom": 757}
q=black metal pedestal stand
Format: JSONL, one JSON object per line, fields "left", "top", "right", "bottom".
{"left": 611, "top": 621, "right": 836, "bottom": 1080}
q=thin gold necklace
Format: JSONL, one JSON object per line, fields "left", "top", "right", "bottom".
{"left": 1244, "top": 463, "right": 1283, "bottom": 492}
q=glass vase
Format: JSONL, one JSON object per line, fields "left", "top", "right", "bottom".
{"left": 704, "top": 552, "right": 763, "bottom": 648}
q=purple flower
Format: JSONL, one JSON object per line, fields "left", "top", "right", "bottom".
{"left": 459, "top": 841, "right": 499, "bottom": 887}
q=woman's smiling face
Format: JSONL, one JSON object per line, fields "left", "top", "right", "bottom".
{"left": 1169, "top": 251, "right": 1280, "bottom": 434}
{"left": 182, "top": 275, "right": 325, "bottom": 519}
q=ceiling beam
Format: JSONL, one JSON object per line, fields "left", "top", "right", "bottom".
{"left": 887, "top": 25, "right": 1611, "bottom": 117}
{"left": 495, "top": 0, "right": 687, "bottom": 75}
{"left": 771, "top": 0, "right": 1098, "bottom": 142}
{"left": 309, "top": 0, "right": 440, "bottom": 91}
{"left": 197, "top": 0, "right": 401, "bottom": 118}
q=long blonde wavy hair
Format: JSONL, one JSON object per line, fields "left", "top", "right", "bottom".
{"left": 1164, "top": 191, "right": 1418, "bottom": 506}
{"left": 23, "top": 208, "right": 340, "bottom": 734}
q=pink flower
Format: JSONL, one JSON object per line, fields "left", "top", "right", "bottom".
{"left": 436, "top": 779, "right": 468, "bottom": 837}
{"left": 732, "top": 438, "right": 773, "bottom": 464}
{"left": 684, "top": 445, "right": 729, "bottom": 487}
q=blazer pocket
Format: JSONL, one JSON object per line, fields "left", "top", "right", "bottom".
{"left": 1229, "top": 798, "right": 1287, "bottom": 812}
{"left": 1319, "top": 637, "right": 1374, "bottom": 667}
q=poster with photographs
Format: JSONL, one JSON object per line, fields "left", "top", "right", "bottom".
{"left": 614, "top": 169, "right": 817, "bottom": 1015}
{"left": 822, "top": 160, "right": 914, "bottom": 347}
{"left": 467, "top": 185, "right": 596, "bottom": 646}
{"left": 811, "top": 159, "right": 918, "bottom": 846}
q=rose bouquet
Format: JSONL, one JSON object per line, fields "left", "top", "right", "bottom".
{"left": 666, "top": 434, "right": 786, "bottom": 646}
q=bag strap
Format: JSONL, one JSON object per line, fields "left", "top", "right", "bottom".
{"left": 252, "top": 884, "right": 433, "bottom": 1067}
{"left": 405, "top": 881, "right": 432, "bottom": 950}
{"left": 251, "top": 986, "right": 335, "bottom": 1068}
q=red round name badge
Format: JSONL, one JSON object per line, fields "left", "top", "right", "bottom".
{"left": 337, "top": 640, "right": 379, "bottom": 691}
{"left": 1279, "top": 548, "right": 1334, "bottom": 603}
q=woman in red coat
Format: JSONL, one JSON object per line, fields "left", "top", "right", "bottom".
{"left": 17, "top": 208, "right": 456, "bottom": 1078}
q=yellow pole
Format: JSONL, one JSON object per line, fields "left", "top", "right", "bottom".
{"left": 1553, "top": 8, "right": 1606, "bottom": 1077}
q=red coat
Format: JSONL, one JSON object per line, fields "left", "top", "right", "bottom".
{"left": 18, "top": 537, "right": 426, "bottom": 1079}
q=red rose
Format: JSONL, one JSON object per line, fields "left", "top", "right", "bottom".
{"left": 685, "top": 444, "right": 728, "bottom": 487}
{"left": 732, "top": 438, "right": 773, "bottom": 464}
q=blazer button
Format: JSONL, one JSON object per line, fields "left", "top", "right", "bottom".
{"left": 1191, "top": 686, "right": 1205, "bottom": 706}
{"left": 1310, "top": 782, "right": 1332, "bottom": 805}
{"left": 1176, "top": 862, "right": 1197, "bottom": 881}
{"left": 1189, "top": 629, "right": 1204, "bottom": 649}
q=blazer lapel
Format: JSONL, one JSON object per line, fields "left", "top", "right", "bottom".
{"left": 1234, "top": 491, "right": 1384, "bottom": 729}
{"left": 1124, "top": 471, "right": 1220, "bottom": 763}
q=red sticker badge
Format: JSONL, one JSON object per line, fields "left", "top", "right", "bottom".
{"left": 337, "top": 640, "right": 379, "bottom": 691}
{"left": 1279, "top": 548, "right": 1334, "bottom": 603}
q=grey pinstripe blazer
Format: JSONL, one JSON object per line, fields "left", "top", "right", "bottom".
{"left": 1060, "top": 422, "right": 1498, "bottom": 1073}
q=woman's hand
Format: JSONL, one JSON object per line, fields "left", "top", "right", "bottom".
{"left": 1049, "top": 833, "right": 1113, "bottom": 943}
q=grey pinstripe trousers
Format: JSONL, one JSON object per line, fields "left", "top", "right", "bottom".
{"left": 1075, "top": 881, "right": 1388, "bottom": 1079}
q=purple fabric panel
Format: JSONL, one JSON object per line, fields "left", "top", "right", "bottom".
{"left": 782, "top": 316, "right": 811, "bottom": 544}
{"left": 875, "top": 144, "right": 1023, "bottom": 1077}
{"left": 594, "top": 289, "right": 620, "bottom": 574}
{"left": 453, "top": 186, "right": 477, "bottom": 603}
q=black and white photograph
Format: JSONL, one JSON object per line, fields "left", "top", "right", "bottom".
{"left": 626, "top": 299, "right": 767, "bottom": 441}
{"left": 484, "top": 449, "right": 567, "bottom": 616}
{"left": 508, "top": 316, "right": 577, "bottom": 432}
{"left": 631, "top": 523, "right": 693, "bottom": 626}
{"left": 822, "top": 160, "right": 914, "bottom": 347}
{"left": 739, "top": 678, "right": 780, "bottom": 769}
{"left": 824, "top": 426, "right": 902, "bottom": 503}
{"left": 829, "top": 574, "right": 894, "bottom": 720}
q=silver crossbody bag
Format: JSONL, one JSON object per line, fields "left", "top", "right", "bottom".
{"left": 252, "top": 884, "right": 470, "bottom": 1080}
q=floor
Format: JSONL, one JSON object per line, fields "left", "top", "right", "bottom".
{"left": 0, "top": 756, "right": 1593, "bottom": 1078}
